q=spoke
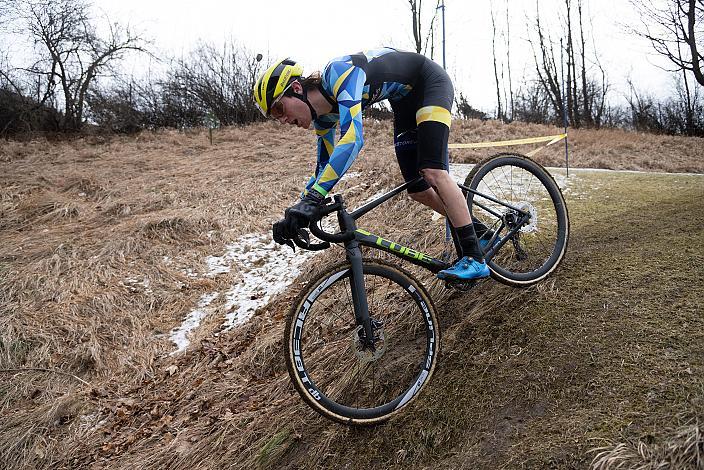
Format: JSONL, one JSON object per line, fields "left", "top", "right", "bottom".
{"left": 295, "top": 268, "right": 433, "bottom": 413}
{"left": 325, "top": 280, "right": 353, "bottom": 330}
{"left": 489, "top": 168, "right": 510, "bottom": 205}
{"left": 534, "top": 228, "right": 556, "bottom": 260}
{"left": 510, "top": 165, "right": 517, "bottom": 205}
{"left": 524, "top": 170, "right": 538, "bottom": 203}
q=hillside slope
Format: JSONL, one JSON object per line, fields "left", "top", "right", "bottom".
{"left": 0, "top": 121, "right": 702, "bottom": 469}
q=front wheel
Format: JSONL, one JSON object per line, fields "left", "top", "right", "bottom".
{"left": 284, "top": 259, "right": 439, "bottom": 426}
{"left": 465, "top": 153, "right": 570, "bottom": 287}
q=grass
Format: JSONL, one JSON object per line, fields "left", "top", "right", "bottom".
{"left": 0, "top": 120, "right": 702, "bottom": 469}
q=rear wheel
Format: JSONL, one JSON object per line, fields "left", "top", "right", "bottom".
{"left": 284, "top": 259, "right": 439, "bottom": 425}
{"left": 465, "top": 153, "right": 569, "bottom": 287}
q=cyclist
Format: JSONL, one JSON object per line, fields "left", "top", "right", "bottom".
{"left": 254, "top": 48, "right": 489, "bottom": 281}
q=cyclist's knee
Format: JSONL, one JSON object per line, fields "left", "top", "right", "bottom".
{"left": 419, "top": 167, "right": 448, "bottom": 187}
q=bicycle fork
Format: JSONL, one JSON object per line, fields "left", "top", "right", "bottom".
{"left": 338, "top": 210, "right": 376, "bottom": 350}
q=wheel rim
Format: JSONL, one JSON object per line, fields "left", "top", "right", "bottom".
{"left": 469, "top": 158, "right": 567, "bottom": 282}
{"left": 289, "top": 265, "right": 437, "bottom": 421}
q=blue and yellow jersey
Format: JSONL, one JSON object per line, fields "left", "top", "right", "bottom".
{"left": 304, "top": 48, "right": 428, "bottom": 197}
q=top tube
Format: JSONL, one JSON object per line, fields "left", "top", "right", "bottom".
{"left": 349, "top": 178, "right": 423, "bottom": 220}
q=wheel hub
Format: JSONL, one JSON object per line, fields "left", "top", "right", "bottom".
{"left": 353, "top": 319, "right": 385, "bottom": 363}
{"left": 515, "top": 202, "right": 538, "bottom": 233}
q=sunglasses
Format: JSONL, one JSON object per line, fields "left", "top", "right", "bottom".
{"left": 269, "top": 83, "right": 294, "bottom": 119}
{"left": 270, "top": 97, "right": 285, "bottom": 119}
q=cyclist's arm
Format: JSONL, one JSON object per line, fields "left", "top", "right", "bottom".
{"left": 303, "top": 119, "right": 337, "bottom": 197}
{"left": 309, "top": 63, "right": 366, "bottom": 197}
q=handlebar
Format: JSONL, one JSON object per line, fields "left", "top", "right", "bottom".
{"left": 292, "top": 232, "right": 329, "bottom": 251}
{"left": 291, "top": 196, "right": 355, "bottom": 251}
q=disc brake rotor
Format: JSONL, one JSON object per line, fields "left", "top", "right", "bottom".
{"left": 516, "top": 202, "right": 538, "bottom": 233}
{"left": 352, "top": 321, "right": 386, "bottom": 363}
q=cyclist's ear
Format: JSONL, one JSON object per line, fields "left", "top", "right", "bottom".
{"left": 291, "top": 80, "right": 303, "bottom": 94}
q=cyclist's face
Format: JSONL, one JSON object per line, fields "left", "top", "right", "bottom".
{"left": 272, "top": 82, "right": 312, "bottom": 129}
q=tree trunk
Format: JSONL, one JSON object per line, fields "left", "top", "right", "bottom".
{"left": 491, "top": 1, "right": 504, "bottom": 121}
{"left": 686, "top": 0, "right": 704, "bottom": 86}
{"left": 578, "top": 0, "right": 593, "bottom": 126}
{"left": 410, "top": 0, "right": 422, "bottom": 53}
{"left": 565, "top": 0, "right": 581, "bottom": 127}
{"left": 505, "top": 0, "right": 514, "bottom": 120}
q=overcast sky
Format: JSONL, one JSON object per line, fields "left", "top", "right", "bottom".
{"left": 35, "top": 0, "right": 682, "bottom": 112}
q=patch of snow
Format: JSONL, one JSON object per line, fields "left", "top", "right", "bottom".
{"left": 448, "top": 163, "right": 476, "bottom": 184}
{"left": 183, "top": 267, "right": 197, "bottom": 278}
{"left": 122, "top": 277, "right": 152, "bottom": 293}
{"left": 547, "top": 166, "right": 704, "bottom": 177}
{"left": 170, "top": 225, "right": 333, "bottom": 353}
{"left": 220, "top": 233, "right": 319, "bottom": 329}
{"left": 205, "top": 249, "right": 238, "bottom": 277}
{"left": 170, "top": 292, "right": 220, "bottom": 353}
{"left": 78, "top": 412, "right": 109, "bottom": 434}
{"left": 448, "top": 163, "right": 572, "bottom": 191}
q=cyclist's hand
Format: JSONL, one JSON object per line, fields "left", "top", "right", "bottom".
{"left": 272, "top": 219, "right": 296, "bottom": 251}
{"left": 273, "top": 190, "right": 324, "bottom": 251}
{"left": 286, "top": 189, "right": 325, "bottom": 227}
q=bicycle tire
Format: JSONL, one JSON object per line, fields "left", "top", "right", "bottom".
{"left": 465, "top": 153, "right": 569, "bottom": 287}
{"left": 284, "top": 259, "right": 439, "bottom": 426}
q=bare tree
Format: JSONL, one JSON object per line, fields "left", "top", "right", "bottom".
{"left": 487, "top": 0, "right": 515, "bottom": 122}
{"left": 408, "top": 0, "right": 441, "bottom": 56}
{"left": 527, "top": 1, "right": 564, "bottom": 124}
{"left": 490, "top": 1, "right": 504, "bottom": 121}
{"left": 3, "top": 0, "right": 148, "bottom": 132}
{"left": 86, "top": 41, "right": 264, "bottom": 132}
{"left": 505, "top": 0, "right": 515, "bottom": 120}
{"left": 564, "top": 0, "right": 580, "bottom": 127}
{"left": 578, "top": 0, "right": 592, "bottom": 126}
{"left": 172, "top": 40, "right": 263, "bottom": 126}
{"left": 631, "top": 0, "right": 704, "bottom": 86}
{"left": 526, "top": 0, "right": 609, "bottom": 128}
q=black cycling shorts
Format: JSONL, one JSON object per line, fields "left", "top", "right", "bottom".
{"left": 390, "top": 57, "right": 454, "bottom": 193}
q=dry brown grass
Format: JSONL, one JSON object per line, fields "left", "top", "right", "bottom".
{"left": 449, "top": 119, "right": 704, "bottom": 173}
{"left": 0, "top": 119, "right": 702, "bottom": 469}
{"left": 590, "top": 420, "right": 703, "bottom": 469}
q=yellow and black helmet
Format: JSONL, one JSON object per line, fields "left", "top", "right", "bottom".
{"left": 253, "top": 58, "right": 304, "bottom": 117}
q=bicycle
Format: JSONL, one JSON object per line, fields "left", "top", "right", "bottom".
{"left": 283, "top": 152, "right": 569, "bottom": 425}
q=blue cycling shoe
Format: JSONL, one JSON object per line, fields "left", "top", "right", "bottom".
{"left": 479, "top": 235, "right": 501, "bottom": 252}
{"left": 437, "top": 256, "right": 490, "bottom": 281}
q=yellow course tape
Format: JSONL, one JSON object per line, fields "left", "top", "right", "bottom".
{"left": 449, "top": 133, "right": 567, "bottom": 157}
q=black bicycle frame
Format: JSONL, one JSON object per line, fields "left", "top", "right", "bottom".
{"left": 317, "top": 176, "right": 531, "bottom": 348}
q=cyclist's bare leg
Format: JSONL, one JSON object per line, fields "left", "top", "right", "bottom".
{"left": 409, "top": 188, "right": 447, "bottom": 215}
{"left": 418, "top": 168, "right": 471, "bottom": 227}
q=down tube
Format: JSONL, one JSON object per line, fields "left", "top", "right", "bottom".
{"left": 354, "top": 229, "right": 449, "bottom": 274}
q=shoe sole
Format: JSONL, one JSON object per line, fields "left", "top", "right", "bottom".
{"left": 437, "top": 271, "right": 490, "bottom": 281}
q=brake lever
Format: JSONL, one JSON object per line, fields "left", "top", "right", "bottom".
{"left": 296, "top": 228, "right": 310, "bottom": 248}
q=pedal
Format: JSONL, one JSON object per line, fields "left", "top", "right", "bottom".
{"left": 444, "top": 279, "right": 479, "bottom": 291}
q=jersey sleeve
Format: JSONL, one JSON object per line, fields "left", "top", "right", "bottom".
{"left": 303, "top": 118, "right": 337, "bottom": 196}
{"left": 309, "top": 62, "right": 366, "bottom": 197}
